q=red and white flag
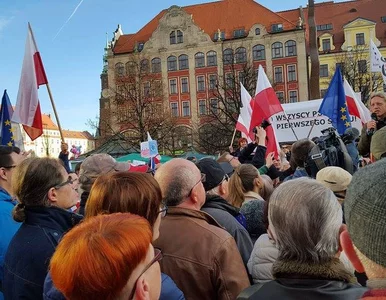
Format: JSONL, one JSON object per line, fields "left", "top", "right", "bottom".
{"left": 12, "top": 24, "right": 47, "bottom": 140}
{"left": 343, "top": 79, "right": 371, "bottom": 124}
{"left": 250, "top": 65, "right": 284, "bottom": 157}
{"left": 236, "top": 83, "right": 254, "bottom": 140}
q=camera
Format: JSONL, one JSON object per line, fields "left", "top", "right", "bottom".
{"left": 252, "top": 119, "right": 271, "bottom": 133}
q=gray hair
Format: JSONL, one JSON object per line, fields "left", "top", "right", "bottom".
{"left": 370, "top": 92, "right": 386, "bottom": 102}
{"left": 268, "top": 177, "right": 342, "bottom": 264}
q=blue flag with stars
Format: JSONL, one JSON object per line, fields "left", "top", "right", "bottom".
{"left": 0, "top": 90, "right": 16, "bottom": 146}
{"left": 318, "top": 67, "right": 351, "bottom": 135}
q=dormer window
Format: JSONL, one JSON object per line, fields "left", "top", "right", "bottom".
{"left": 322, "top": 39, "right": 331, "bottom": 51}
{"left": 317, "top": 24, "right": 333, "bottom": 31}
{"left": 271, "top": 24, "right": 283, "bottom": 32}
{"left": 170, "top": 30, "right": 183, "bottom": 45}
{"left": 255, "top": 28, "right": 261, "bottom": 35}
{"left": 137, "top": 42, "right": 144, "bottom": 52}
{"left": 214, "top": 31, "right": 225, "bottom": 41}
{"left": 233, "top": 29, "right": 245, "bottom": 38}
{"left": 356, "top": 33, "right": 365, "bottom": 45}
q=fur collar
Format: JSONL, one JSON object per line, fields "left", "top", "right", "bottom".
{"left": 272, "top": 257, "right": 356, "bottom": 283}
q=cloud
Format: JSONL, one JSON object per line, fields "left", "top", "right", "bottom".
{"left": 0, "top": 16, "right": 14, "bottom": 35}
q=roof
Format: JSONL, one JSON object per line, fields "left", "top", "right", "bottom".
{"left": 42, "top": 114, "right": 94, "bottom": 140}
{"left": 113, "top": 0, "right": 297, "bottom": 54}
{"left": 42, "top": 114, "right": 58, "bottom": 130}
{"left": 278, "top": 0, "right": 386, "bottom": 51}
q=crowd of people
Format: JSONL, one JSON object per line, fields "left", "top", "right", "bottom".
{"left": 0, "top": 92, "right": 385, "bottom": 299}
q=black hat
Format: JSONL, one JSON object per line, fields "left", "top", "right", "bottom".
{"left": 196, "top": 158, "right": 226, "bottom": 191}
{"left": 219, "top": 162, "right": 234, "bottom": 177}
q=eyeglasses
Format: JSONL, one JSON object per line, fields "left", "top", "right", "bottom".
{"left": 54, "top": 176, "right": 76, "bottom": 189}
{"left": 128, "top": 247, "right": 163, "bottom": 300}
{"left": 159, "top": 203, "right": 168, "bottom": 217}
{"left": 187, "top": 173, "right": 206, "bottom": 197}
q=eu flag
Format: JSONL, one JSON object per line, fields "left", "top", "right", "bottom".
{"left": 318, "top": 67, "right": 351, "bottom": 135}
{"left": 0, "top": 90, "right": 16, "bottom": 146}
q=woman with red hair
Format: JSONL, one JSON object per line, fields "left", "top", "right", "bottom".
{"left": 50, "top": 213, "right": 162, "bottom": 300}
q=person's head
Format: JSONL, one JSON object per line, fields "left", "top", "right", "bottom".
{"left": 217, "top": 152, "right": 241, "bottom": 169}
{"left": 61, "top": 142, "right": 68, "bottom": 152}
{"left": 370, "top": 126, "right": 386, "bottom": 161}
{"left": 86, "top": 172, "right": 164, "bottom": 240}
{"left": 316, "top": 166, "right": 352, "bottom": 203}
{"left": 227, "top": 164, "right": 263, "bottom": 207}
{"left": 340, "top": 159, "right": 386, "bottom": 279}
{"left": 78, "top": 154, "right": 129, "bottom": 192}
{"left": 12, "top": 158, "right": 79, "bottom": 222}
{"left": 269, "top": 178, "right": 343, "bottom": 264}
{"left": 196, "top": 158, "right": 229, "bottom": 199}
{"left": 290, "top": 139, "right": 315, "bottom": 168}
{"left": 369, "top": 92, "right": 386, "bottom": 119}
{"left": 154, "top": 158, "right": 206, "bottom": 210}
{"left": 260, "top": 175, "right": 274, "bottom": 201}
{"left": 238, "top": 137, "right": 248, "bottom": 149}
{"left": 50, "top": 213, "right": 161, "bottom": 300}
{"left": 0, "top": 146, "right": 23, "bottom": 194}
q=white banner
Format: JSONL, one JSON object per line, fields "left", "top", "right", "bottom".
{"left": 270, "top": 99, "right": 363, "bottom": 143}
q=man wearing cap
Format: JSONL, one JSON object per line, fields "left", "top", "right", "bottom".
{"left": 197, "top": 158, "right": 253, "bottom": 267}
{"left": 78, "top": 153, "right": 129, "bottom": 215}
{"left": 340, "top": 159, "right": 386, "bottom": 299}
{"left": 154, "top": 158, "right": 249, "bottom": 300}
{"left": 370, "top": 126, "right": 386, "bottom": 162}
{"left": 316, "top": 166, "right": 352, "bottom": 204}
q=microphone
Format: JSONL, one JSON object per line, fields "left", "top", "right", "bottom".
{"left": 368, "top": 113, "right": 378, "bottom": 136}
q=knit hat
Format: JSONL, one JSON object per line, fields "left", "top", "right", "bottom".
{"left": 316, "top": 166, "right": 352, "bottom": 192}
{"left": 196, "top": 158, "right": 226, "bottom": 191}
{"left": 344, "top": 159, "right": 386, "bottom": 268}
{"left": 370, "top": 126, "right": 386, "bottom": 161}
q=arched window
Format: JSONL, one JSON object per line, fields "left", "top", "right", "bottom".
{"left": 223, "top": 48, "right": 233, "bottom": 65}
{"left": 140, "top": 59, "right": 149, "bottom": 73}
{"left": 167, "top": 56, "right": 177, "bottom": 71}
{"left": 170, "top": 31, "right": 176, "bottom": 44}
{"left": 177, "top": 30, "right": 183, "bottom": 43}
{"left": 285, "top": 40, "right": 297, "bottom": 57}
{"left": 207, "top": 51, "right": 217, "bottom": 66}
{"left": 125, "top": 61, "right": 136, "bottom": 75}
{"left": 151, "top": 58, "right": 161, "bottom": 73}
{"left": 195, "top": 52, "right": 205, "bottom": 68}
{"left": 255, "top": 28, "right": 261, "bottom": 35}
{"left": 235, "top": 47, "right": 247, "bottom": 63}
{"left": 272, "top": 42, "right": 283, "bottom": 58}
{"left": 178, "top": 54, "right": 189, "bottom": 70}
{"left": 252, "top": 45, "right": 265, "bottom": 61}
{"left": 115, "top": 63, "right": 125, "bottom": 76}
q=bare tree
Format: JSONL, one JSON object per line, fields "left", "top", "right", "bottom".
{"left": 308, "top": 0, "right": 320, "bottom": 99}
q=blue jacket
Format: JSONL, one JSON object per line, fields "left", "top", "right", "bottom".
{"left": 0, "top": 188, "right": 20, "bottom": 300}
{"left": 3, "top": 206, "right": 82, "bottom": 300}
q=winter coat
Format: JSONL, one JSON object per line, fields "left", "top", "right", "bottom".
{"left": 0, "top": 188, "right": 20, "bottom": 300}
{"left": 358, "top": 117, "right": 386, "bottom": 156}
{"left": 3, "top": 206, "right": 83, "bottom": 300}
{"left": 240, "top": 192, "right": 266, "bottom": 243}
{"left": 202, "top": 195, "right": 253, "bottom": 266}
{"left": 153, "top": 207, "right": 250, "bottom": 300}
{"left": 78, "top": 191, "right": 89, "bottom": 216}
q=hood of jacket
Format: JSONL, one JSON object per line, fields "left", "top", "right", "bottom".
{"left": 203, "top": 194, "right": 240, "bottom": 217}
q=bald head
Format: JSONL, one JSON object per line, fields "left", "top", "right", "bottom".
{"left": 155, "top": 158, "right": 201, "bottom": 207}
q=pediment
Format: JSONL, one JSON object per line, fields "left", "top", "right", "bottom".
{"left": 343, "top": 17, "right": 376, "bottom": 29}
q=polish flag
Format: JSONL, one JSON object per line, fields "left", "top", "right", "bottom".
{"left": 236, "top": 83, "right": 254, "bottom": 140}
{"left": 12, "top": 24, "right": 47, "bottom": 140}
{"left": 250, "top": 65, "right": 284, "bottom": 157}
{"left": 343, "top": 79, "right": 371, "bottom": 124}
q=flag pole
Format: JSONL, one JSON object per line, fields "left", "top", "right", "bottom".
{"left": 230, "top": 127, "right": 237, "bottom": 148}
{"left": 282, "top": 111, "right": 299, "bottom": 141}
{"left": 306, "top": 115, "right": 320, "bottom": 139}
{"left": 28, "top": 23, "right": 65, "bottom": 143}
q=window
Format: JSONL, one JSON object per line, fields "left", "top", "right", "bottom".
{"left": 226, "top": 73, "right": 234, "bottom": 88}
{"left": 252, "top": 44, "right": 265, "bottom": 61}
{"left": 207, "top": 51, "right": 217, "bottom": 66}
{"left": 322, "top": 39, "right": 331, "bottom": 51}
{"left": 289, "top": 91, "right": 298, "bottom": 103}
{"left": 137, "top": 42, "right": 144, "bottom": 52}
{"left": 178, "top": 54, "right": 189, "bottom": 70}
{"left": 320, "top": 64, "right": 329, "bottom": 77}
{"left": 169, "top": 79, "right": 177, "bottom": 94}
{"left": 210, "top": 99, "right": 218, "bottom": 114}
{"left": 182, "top": 101, "right": 190, "bottom": 117}
{"left": 287, "top": 65, "right": 297, "bottom": 82}
{"left": 255, "top": 28, "right": 261, "bottom": 35}
{"left": 272, "top": 42, "right": 283, "bottom": 58}
{"left": 285, "top": 40, "right": 297, "bottom": 57}
{"left": 239, "top": 72, "right": 245, "bottom": 85}
{"left": 214, "top": 31, "right": 225, "bottom": 41}
{"left": 170, "top": 31, "right": 176, "bottom": 44}
{"left": 197, "top": 76, "right": 205, "bottom": 92}
{"left": 199, "top": 100, "right": 206, "bottom": 115}
{"left": 317, "top": 24, "right": 333, "bottom": 31}
{"left": 177, "top": 30, "right": 183, "bottom": 43}
{"left": 223, "top": 48, "right": 234, "bottom": 64}
{"left": 276, "top": 92, "right": 285, "bottom": 104}
{"left": 274, "top": 67, "right": 283, "bottom": 83}
{"left": 167, "top": 56, "right": 177, "bottom": 71}
{"left": 382, "top": 16, "right": 386, "bottom": 23}
{"left": 126, "top": 61, "right": 136, "bottom": 75}
{"left": 140, "top": 59, "right": 149, "bottom": 73}
{"left": 235, "top": 47, "right": 247, "bottom": 63}
{"left": 233, "top": 29, "right": 245, "bottom": 38}
{"left": 151, "top": 58, "right": 161, "bottom": 73}
{"left": 209, "top": 74, "right": 217, "bottom": 90}
{"left": 356, "top": 33, "right": 365, "bottom": 45}
{"left": 271, "top": 24, "right": 283, "bottom": 32}
{"left": 115, "top": 63, "right": 125, "bottom": 76}
{"left": 358, "top": 60, "right": 367, "bottom": 74}
{"left": 181, "top": 78, "right": 189, "bottom": 93}
{"left": 170, "top": 102, "right": 179, "bottom": 117}
{"left": 143, "top": 82, "right": 150, "bottom": 97}
{"left": 195, "top": 52, "right": 205, "bottom": 68}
